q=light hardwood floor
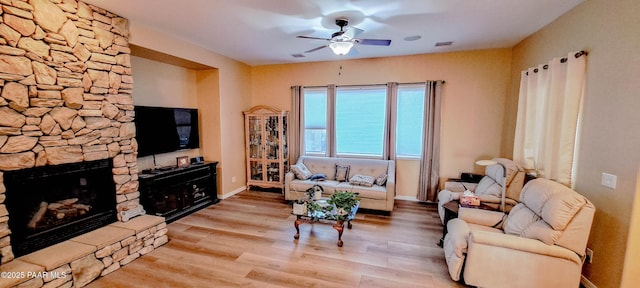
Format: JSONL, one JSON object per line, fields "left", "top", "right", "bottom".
{"left": 88, "top": 190, "right": 465, "bottom": 288}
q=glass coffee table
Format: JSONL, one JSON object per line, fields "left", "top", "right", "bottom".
{"left": 293, "top": 198, "right": 360, "bottom": 247}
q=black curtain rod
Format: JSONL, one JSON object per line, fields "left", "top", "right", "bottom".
{"left": 526, "top": 50, "right": 587, "bottom": 75}
{"left": 300, "top": 80, "right": 445, "bottom": 89}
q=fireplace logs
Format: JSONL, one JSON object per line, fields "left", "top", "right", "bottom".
{"left": 27, "top": 198, "right": 92, "bottom": 230}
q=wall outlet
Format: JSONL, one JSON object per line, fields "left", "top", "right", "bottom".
{"left": 231, "top": 176, "right": 237, "bottom": 183}
{"left": 601, "top": 172, "right": 617, "bottom": 189}
{"left": 586, "top": 248, "right": 594, "bottom": 263}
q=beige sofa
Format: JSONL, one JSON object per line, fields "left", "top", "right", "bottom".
{"left": 284, "top": 156, "right": 395, "bottom": 212}
{"left": 443, "top": 178, "right": 595, "bottom": 287}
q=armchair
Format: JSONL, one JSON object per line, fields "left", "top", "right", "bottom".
{"left": 442, "top": 178, "right": 595, "bottom": 288}
{"left": 437, "top": 158, "right": 525, "bottom": 224}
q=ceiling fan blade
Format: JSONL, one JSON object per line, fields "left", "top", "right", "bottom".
{"left": 343, "top": 27, "right": 364, "bottom": 40}
{"left": 357, "top": 39, "right": 392, "bottom": 46}
{"left": 304, "top": 45, "right": 328, "bottom": 53}
{"left": 297, "top": 35, "right": 331, "bottom": 41}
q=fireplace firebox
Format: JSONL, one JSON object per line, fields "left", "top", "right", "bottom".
{"left": 4, "top": 159, "right": 117, "bottom": 257}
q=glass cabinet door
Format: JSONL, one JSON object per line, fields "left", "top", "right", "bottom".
{"left": 265, "top": 116, "right": 279, "bottom": 160}
{"left": 249, "top": 161, "right": 263, "bottom": 181}
{"left": 266, "top": 162, "right": 280, "bottom": 182}
{"left": 248, "top": 116, "right": 262, "bottom": 159}
{"left": 282, "top": 115, "right": 288, "bottom": 160}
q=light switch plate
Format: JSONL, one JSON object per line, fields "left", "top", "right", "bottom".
{"left": 601, "top": 173, "right": 617, "bottom": 189}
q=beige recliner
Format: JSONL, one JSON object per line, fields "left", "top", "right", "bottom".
{"left": 437, "top": 158, "right": 525, "bottom": 224}
{"left": 443, "top": 178, "right": 595, "bottom": 288}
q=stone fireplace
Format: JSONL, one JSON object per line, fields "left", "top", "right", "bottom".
{"left": 0, "top": 1, "right": 167, "bottom": 287}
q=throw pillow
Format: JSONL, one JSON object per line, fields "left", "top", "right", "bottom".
{"left": 375, "top": 173, "right": 388, "bottom": 186}
{"left": 310, "top": 173, "right": 327, "bottom": 181}
{"left": 335, "top": 164, "right": 350, "bottom": 182}
{"left": 349, "top": 174, "right": 375, "bottom": 187}
{"left": 290, "top": 163, "right": 312, "bottom": 180}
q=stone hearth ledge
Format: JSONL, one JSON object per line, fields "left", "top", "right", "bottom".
{"left": 0, "top": 215, "right": 166, "bottom": 288}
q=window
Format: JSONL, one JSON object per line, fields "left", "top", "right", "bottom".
{"left": 300, "top": 83, "right": 426, "bottom": 159}
{"left": 335, "top": 86, "right": 387, "bottom": 157}
{"left": 396, "top": 84, "right": 426, "bottom": 158}
{"left": 302, "top": 87, "right": 327, "bottom": 155}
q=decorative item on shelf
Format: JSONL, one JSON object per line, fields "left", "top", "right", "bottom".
{"left": 190, "top": 156, "right": 204, "bottom": 164}
{"left": 177, "top": 156, "right": 190, "bottom": 168}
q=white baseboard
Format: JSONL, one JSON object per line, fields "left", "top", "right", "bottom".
{"left": 581, "top": 275, "right": 597, "bottom": 288}
{"left": 394, "top": 196, "right": 420, "bottom": 202}
{"left": 220, "top": 186, "right": 247, "bottom": 200}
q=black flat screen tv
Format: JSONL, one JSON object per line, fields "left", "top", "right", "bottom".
{"left": 134, "top": 106, "right": 200, "bottom": 157}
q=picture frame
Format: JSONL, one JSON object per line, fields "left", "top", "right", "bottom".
{"left": 176, "top": 156, "right": 190, "bottom": 168}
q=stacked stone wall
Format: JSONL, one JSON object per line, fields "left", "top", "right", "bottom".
{"left": 0, "top": 0, "right": 145, "bottom": 267}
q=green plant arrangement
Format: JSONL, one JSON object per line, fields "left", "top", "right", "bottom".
{"left": 327, "top": 191, "right": 360, "bottom": 221}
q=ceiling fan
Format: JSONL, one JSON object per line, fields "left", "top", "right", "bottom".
{"left": 297, "top": 18, "right": 392, "bottom": 55}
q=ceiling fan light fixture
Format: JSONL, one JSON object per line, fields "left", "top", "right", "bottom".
{"left": 329, "top": 41, "right": 353, "bottom": 55}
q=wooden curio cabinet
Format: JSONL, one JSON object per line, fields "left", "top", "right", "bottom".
{"left": 244, "top": 106, "right": 289, "bottom": 189}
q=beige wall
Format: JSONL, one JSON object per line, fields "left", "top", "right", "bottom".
{"left": 131, "top": 56, "right": 199, "bottom": 108}
{"left": 509, "top": 1, "right": 640, "bottom": 287}
{"left": 127, "top": 23, "right": 252, "bottom": 197}
{"left": 250, "top": 49, "right": 513, "bottom": 198}
{"left": 130, "top": 56, "right": 203, "bottom": 170}
{"left": 395, "top": 159, "right": 420, "bottom": 199}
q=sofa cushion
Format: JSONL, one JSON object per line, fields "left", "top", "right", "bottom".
{"left": 375, "top": 173, "right": 388, "bottom": 186}
{"left": 475, "top": 176, "right": 501, "bottom": 197}
{"left": 290, "top": 163, "right": 312, "bottom": 180}
{"left": 338, "top": 158, "right": 389, "bottom": 181}
{"left": 502, "top": 179, "right": 591, "bottom": 245}
{"left": 349, "top": 174, "right": 375, "bottom": 187}
{"left": 522, "top": 220, "right": 562, "bottom": 245}
{"left": 310, "top": 173, "right": 327, "bottom": 181}
{"left": 521, "top": 179, "right": 587, "bottom": 230}
{"left": 290, "top": 179, "right": 339, "bottom": 195}
{"left": 335, "top": 164, "right": 350, "bottom": 182}
{"left": 503, "top": 203, "right": 539, "bottom": 235}
{"left": 336, "top": 182, "right": 386, "bottom": 200}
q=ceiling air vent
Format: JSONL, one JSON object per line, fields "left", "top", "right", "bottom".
{"left": 291, "top": 53, "right": 305, "bottom": 58}
{"left": 435, "top": 41, "right": 453, "bottom": 47}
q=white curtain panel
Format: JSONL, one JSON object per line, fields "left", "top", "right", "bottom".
{"left": 513, "top": 51, "right": 586, "bottom": 187}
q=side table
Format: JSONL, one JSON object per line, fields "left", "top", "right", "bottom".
{"left": 438, "top": 200, "right": 498, "bottom": 246}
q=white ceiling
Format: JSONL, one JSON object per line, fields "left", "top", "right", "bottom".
{"left": 82, "top": 0, "right": 584, "bottom": 66}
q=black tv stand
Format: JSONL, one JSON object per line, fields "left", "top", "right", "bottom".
{"left": 139, "top": 162, "right": 219, "bottom": 223}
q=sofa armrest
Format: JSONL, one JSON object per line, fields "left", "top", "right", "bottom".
{"left": 458, "top": 208, "right": 506, "bottom": 228}
{"left": 386, "top": 160, "right": 396, "bottom": 194}
{"left": 469, "top": 230, "right": 581, "bottom": 264}
{"left": 444, "top": 181, "right": 478, "bottom": 192}
{"left": 384, "top": 160, "right": 396, "bottom": 211}
{"left": 284, "top": 171, "right": 295, "bottom": 199}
